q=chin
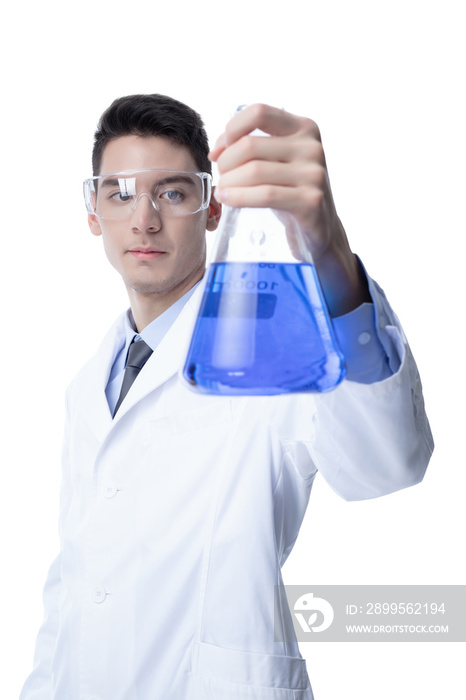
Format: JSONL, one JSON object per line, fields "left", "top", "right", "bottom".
{"left": 128, "top": 281, "right": 168, "bottom": 295}
{"left": 125, "top": 272, "right": 182, "bottom": 296}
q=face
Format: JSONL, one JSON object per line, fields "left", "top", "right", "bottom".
{"left": 88, "top": 135, "right": 220, "bottom": 305}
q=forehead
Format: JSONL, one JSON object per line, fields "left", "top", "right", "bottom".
{"left": 99, "top": 134, "right": 199, "bottom": 175}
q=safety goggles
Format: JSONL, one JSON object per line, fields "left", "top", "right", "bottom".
{"left": 83, "top": 169, "right": 212, "bottom": 220}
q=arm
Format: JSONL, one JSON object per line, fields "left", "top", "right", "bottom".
{"left": 20, "top": 555, "right": 63, "bottom": 700}
{"left": 309, "top": 274, "right": 433, "bottom": 499}
{"left": 211, "top": 105, "right": 433, "bottom": 497}
{"left": 272, "top": 276, "right": 433, "bottom": 501}
{"left": 20, "top": 398, "right": 71, "bottom": 700}
{"left": 210, "top": 104, "right": 388, "bottom": 382}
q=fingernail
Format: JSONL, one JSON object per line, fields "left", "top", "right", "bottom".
{"left": 216, "top": 188, "right": 228, "bottom": 203}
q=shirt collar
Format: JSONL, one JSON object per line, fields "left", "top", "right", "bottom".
{"left": 124, "top": 280, "right": 202, "bottom": 357}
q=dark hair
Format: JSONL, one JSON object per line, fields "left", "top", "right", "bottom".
{"left": 92, "top": 94, "right": 211, "bottom": 176}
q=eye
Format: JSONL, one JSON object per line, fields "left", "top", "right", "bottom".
{"left": 109, "top": 191, "right": 133, "bottom": 204}
{"left": 160, "top": 189, "right": 184, "bottom": 203}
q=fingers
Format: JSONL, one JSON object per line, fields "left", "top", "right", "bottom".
{"left": 209, "top": 103, "right": 321, "bottom": 161}
{"left": 214, "top": 182, "right": 326, "bottom": 216}
{"left": 209, "top": 103, "right": 333, "bottom": 245}
{"left": 217, "top": 159, "right": 327, "bottom": 194}
{"left": 214, "top": 134, "right": 326, "bottom": 176}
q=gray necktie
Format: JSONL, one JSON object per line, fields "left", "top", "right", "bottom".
{"left": 113, "top": 338, "right": 153, "bottom": 417}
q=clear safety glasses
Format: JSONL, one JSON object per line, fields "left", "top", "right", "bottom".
{"left": 83, "top": 169, "right": 212, "bottom": 220}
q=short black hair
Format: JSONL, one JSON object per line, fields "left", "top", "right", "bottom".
{"left": 92, "top": 94, "right": 211, "bottom": 176}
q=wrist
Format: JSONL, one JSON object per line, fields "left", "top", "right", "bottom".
{"left": 314, "top": 238, "right": 371, "bottom": 317}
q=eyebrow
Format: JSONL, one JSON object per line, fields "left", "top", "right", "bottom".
{"left": 99, "top": 174, "right": 197, "bottom": 188}
{"left": 100, "top": 178, "right": 121, "bottom": 188}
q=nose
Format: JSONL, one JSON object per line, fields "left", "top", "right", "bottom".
{"left": 130, "top": 192, "right": 162, "bottom": 233}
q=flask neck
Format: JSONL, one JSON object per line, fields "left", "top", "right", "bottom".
{"left": 209, "top": 205, "right": 313, "bottom": 265}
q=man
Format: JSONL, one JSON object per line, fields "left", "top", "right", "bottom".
{"left": 21, "top": 94, "right": 433, "bottom": 700}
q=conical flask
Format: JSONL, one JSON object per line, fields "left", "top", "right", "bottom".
{"left": 182, "top": 115, "right": 346, "bottom": 396}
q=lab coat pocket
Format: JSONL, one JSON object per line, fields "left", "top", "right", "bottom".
{"left": 189, "top": 641, "right": 314, "bottom": 699}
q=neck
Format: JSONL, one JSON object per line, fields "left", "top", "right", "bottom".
{"left": 127, "top": 272, "right": 204, "bottom": 332}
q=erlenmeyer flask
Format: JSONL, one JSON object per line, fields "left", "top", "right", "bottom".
{"left": 182, "top": 113, "right": 346, "bottom": 395}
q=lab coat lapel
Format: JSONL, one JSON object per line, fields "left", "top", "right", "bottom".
{"left": 80, "top": 312, "right": 127, "bottom": 441}
{"left": 111, "top": 283, "right": 203, "bottom": 423}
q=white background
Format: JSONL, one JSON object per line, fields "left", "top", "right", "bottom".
{"left": 1, "top": 0, "right": 465, "bottom": 698}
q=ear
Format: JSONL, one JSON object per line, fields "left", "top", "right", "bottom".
{"left": 206, "top": 189, "right": 222, "bottom": 231}
{"left": 88, "top": 213, "right": 103, "bottom": 237}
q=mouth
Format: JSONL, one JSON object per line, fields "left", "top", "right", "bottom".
{"left": 128, "top": 248, "right": 166, "bottom": 260}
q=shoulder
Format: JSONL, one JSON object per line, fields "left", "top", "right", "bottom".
{"left": 65, "top": 311, "right": 128, "bottom": 402}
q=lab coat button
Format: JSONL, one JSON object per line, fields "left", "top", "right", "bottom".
{"left": 358, "top": 331, "right": 371, "bottom": 345}
{"left": 103, "top": 481, "right": 119, "bottom": 499}
{"left": 92, "top": 586, "right": 107, "bottom": 604}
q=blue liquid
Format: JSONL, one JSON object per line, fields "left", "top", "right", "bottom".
{"left": 183, "top": 262, "right": 346, "bottom": 395}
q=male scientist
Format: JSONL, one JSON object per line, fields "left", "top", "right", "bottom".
{"left": 21, "top": 94, "right": 433, "bottom": 700}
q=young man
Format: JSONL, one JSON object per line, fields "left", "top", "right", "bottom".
{"left": 21, "top": 94, "right": 433, "bottom": 700}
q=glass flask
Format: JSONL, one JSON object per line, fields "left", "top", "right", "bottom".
{"left": 182, "top": 114, "right": 346, "bottom": 396}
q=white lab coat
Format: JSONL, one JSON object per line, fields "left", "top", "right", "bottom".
{"left": 21, "top": 276, "right": 433, "bottom": 700}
